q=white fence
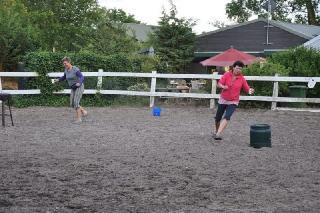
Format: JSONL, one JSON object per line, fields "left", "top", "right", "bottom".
{"left": 0, "top": 70, "right": 319, "bottom": 110}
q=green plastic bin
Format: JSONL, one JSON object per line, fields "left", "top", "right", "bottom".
{"left": 289, "top": 85, "right": 307, "bottom": 107}
{"left": 250, "top": 124, "right": 271, "bottom": 148}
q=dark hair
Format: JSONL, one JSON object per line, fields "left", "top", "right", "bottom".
{"left": 232, "top": 60, "right": 244, "bottom": 68}
{"left": 62, "top": 56, "right": 71, "bottom": 63}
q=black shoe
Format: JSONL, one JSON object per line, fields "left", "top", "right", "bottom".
{"left": 214, "top": 135, "right": 222, "bottom": 140}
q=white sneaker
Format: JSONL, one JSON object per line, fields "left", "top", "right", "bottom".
{"left": 73, "top": 119, "right": 82, "bottom": 124}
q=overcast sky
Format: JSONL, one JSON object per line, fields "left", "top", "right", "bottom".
{"left": 98, "top": 0, "right": 235, "bottom": 34}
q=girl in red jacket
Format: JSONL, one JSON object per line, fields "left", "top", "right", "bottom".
{"left": 214, "top": 61, "right": 254, "bottom": 140}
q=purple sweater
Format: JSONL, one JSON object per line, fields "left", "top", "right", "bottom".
{"left": 58, "top": 66, "right": 84, "bottom": 87}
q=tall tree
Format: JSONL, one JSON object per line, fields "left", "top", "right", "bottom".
{"left": 81, "top": 7, "right": 140, "bottom": 55}
{"left": 0, "top": 0, "right": 37, "bottom": 71}
{"left": 22, "top": 0, "right": 101, "bottom": 51}
{"left": 105, "top": 8, "right": 140, "bottom": 23}
{"left": 226, "top": 0, "right": 320, "bottom": 25}
{"left": 150, "top": 1, "right": 196, "bottom": 73}
{"left": 209, "top": 19, "right": 228, "bottom": 29}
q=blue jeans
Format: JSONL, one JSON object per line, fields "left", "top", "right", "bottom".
{"left": 215, "top": 104, "right": 237, "bottom": 122}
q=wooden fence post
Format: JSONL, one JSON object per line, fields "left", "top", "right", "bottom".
{"left": 210, "top": 72, "right": 218, "bottom": 109}
{"left": 97, "top": 69, "right": 103, "bottom": 91}
{"left": 149, "top": 71, "right": 157, "bottom": 108}
{"left": 271, "top": 73, "right": 279, "bottom": 110}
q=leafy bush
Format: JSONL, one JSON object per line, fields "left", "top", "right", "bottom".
{"left": 270, "top": 47, "right": 320, "bottom": 77}
{"left": 269, "top": 47, "right": 320, "bottom": 98}
{"left": 13, "top": 51, "right": 158, "bottom": 107}
{"left": 243, "top": 62, "right": 289, "bottom": 96}
{"left": 239, "top": 62, "right": 289, "bottom": 108}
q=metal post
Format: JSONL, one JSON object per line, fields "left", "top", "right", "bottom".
{"left": 2, "top": 100, "right": 4, "bottom": 127}
{"left": 0, "top": 76, "right": 2, "bottom": 105}
{"left": 264, "top": 0, "right": 273, "bottom": 45}
{"left": 97, "top": 69, "right": 103, "bottom": 91}
{"left": 210, "top": 72, "right": 218, "bottom": 109}
{"left": 150, "top": 71, "right": 157, "bottom": 107}
{"left": 271, "top": 74, "right": 279, "bottom": 110}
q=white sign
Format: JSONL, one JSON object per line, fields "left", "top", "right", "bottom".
{"left": 308, "top": 78, "right": 316, "bottom": 88}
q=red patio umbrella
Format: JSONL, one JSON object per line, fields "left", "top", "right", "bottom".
{"left": 200, "top": 47, "right": 257, "bottom": 67}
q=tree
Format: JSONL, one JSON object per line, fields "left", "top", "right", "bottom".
{"left": 82, "top": 21, "right": 140, "bottom": 55}
{"left": 21, "top": 1, "right": 142, "bottom": 54}
{"left": 150, "top": 1, "right": 196, "bottom": 73}
{"left": 105, "top": 8, "right": 140, "bottom": 23}
{"left": 0, "top": 0, "right": 144, "bottom": 73}
{"left": 22, "top": 0, "right": 101, "bottom": 51}
{"left": 81, "top": 7, "right": 140, "bottom": 55}
{"left": 209, "top": 19, "right": 228, "bottom": 29}
{"left": 0, "top": 0, "right": 37, "bottom": 71}
{"left": 226, "top": 0, "right": 320, "bottom": 25}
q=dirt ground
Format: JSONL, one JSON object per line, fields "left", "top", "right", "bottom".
{"left": 0, "top": 106, "right": 319, "bottom": 213}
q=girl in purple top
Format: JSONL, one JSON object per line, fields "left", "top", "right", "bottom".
{"left": 56, "top": 57, "right": 87, "bottom": 123}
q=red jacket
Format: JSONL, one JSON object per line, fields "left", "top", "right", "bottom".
{"left": 219, "top": 72, "right": 250, "bottom": 101}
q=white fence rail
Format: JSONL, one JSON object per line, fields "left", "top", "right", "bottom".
{"left": 0, "top": 70, "right": 319, "bottom": 110}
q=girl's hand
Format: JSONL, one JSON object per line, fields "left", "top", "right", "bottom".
{"left": 223, "top": 85, "right": 228, "bottom": 90}
{"left": 249, "top": 88, "right": 254, "bottom": 95}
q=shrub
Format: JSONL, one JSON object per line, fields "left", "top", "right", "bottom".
{"left": 269, "top": 47, "right": 320, "bottom": 98}
{"left": 239, "top": 62, "right": 289, "bottom": 108}
{"left": 13, "top": 51, "right": 158, "bottom": 107}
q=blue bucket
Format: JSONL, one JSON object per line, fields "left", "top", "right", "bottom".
{"left": 152, "top": 107, "right": 161, "bottom": 116}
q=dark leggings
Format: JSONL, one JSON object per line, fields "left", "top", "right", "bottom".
{"left": 215, "top": 104, "right": 237, "bottom": 122}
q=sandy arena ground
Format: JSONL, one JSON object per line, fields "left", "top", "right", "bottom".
{"left": 0, "top": 106, "right": 319, "bottom": 213}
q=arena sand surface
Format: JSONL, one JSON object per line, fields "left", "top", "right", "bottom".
{"left": 0, "top": 106, "right": 319, "bottom": 213}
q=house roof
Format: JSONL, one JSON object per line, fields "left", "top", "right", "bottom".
{"left": 303, "top": 35, "right": 320, "bottom": 50}
{"left": 198, "top": 18, "right": 320, "bottom": 40}
{"left": 124, "top": 23, "right": 156, "bottom": 42}
{"left": 272, "top": 20, "right": 320, "bottom": 39}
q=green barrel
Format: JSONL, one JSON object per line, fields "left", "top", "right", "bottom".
{"left": 289, "top": 85, "right": 307, "bottom": 107}
{"left": 250, "top": 124, "right": 271, "bottom": 148}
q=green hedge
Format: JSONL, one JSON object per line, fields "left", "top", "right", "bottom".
{"left": 239, "top": 62, "right": 289, "bottom": 108}
{"left": 25, "top": 51, "right": 145, "bottom": 73}
{"left": 269, "top": 47, "right": 320, "bottom": 98}
{"left": 14, "top": 47, "right": 320, "bottom": 108}
{"left": 243, "top": 62, "right": 289, "bottom": 96}
{"left": 12, "top": 51, "right": 158, "bottom": 107}
{"left": 240, "top": 47, "right": 320, "bottom": 108}
{"left": 270, "top": 47, "right": 320, "bottom": 77}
